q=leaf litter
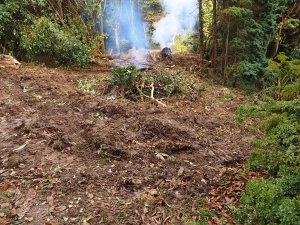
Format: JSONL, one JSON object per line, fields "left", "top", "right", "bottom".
{"left": 0, "top": 60, "right": 253, "bottom": 224}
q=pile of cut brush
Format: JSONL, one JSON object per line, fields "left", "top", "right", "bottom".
{"left": 108, "top": 65, "right": 204, "bottom": 106}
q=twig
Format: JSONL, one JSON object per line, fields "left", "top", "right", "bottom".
{"left": 136, "top": 85, "right": 167, "bottom": 107}
{"left": 150, "top": 82, "right": 154, "bottom": 99}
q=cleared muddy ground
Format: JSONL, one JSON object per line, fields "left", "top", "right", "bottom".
{"left": 0, "top": 59, "right": 252, "bottom": 225}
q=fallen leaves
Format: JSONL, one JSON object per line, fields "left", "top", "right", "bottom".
{"left": 155, "top": 152, "right": 169, "bottom": 161}
{"left": 203, "top": 162, "right": 271, "bottom": 224}
{"left": 45, "top": 222, "right": 59, "bottom": 225}
{"left": 54, "top": 205, "right": 67, "bottom": 212}
{"left": 0, "top": 180, "right": 12, "bottom": 193}
{"left": 147, "top": 189, "right": 158, "bottom": 196}
{"left": 10, "top": 208, "right": 17, "bottom": 217}
{"left": 0, "top": 218, "right": 11, "bottom": 225}
{"left": 154, "top": 198, "right": 170, "bottom": 207}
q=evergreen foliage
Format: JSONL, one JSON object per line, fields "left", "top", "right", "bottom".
{"left": 21, "top": 17, "right": 91, "bottom": 67}
{"left": 236, "top": 53, "right": 300, "bottom": 224}
{"left": 263, "top": 53, "right": 300, "bottom": 99}
{"left": 0, "top": 0, "right": 102, "bottom": 67}
{"left": 220, "top": 0, "right": 287, "bottom": 82}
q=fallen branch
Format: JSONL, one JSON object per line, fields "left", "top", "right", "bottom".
{"left": 150, "top": 82, "right": 154, "bottom": 99}
{"left": 136, "top": 84, "right": 167, "bottom": 107}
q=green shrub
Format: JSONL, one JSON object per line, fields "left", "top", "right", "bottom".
{"left": 282, "top": 81, "right": 300, "bottom": 100}
{"left": 238, "top": 100, "right": 300, "bottom": 176}
{"left": 21, "top": 17, "right": 57, "bottom": 59}
{"left": 112, "top": 66, "right": 141, "bottom": 89}
{"left": 0, "top": 0, "right": 31, "bottom": 53}
{"left": 236, "top": 76, "right": 299, "bottom": 224}
{"left": 172, "top": 34, "right": 190, "bottom": 53}
{"left": 21, "top": 17, "right": 91, "bottom": 67}
{"left": 264, "top": 53, "right": 300, "bottom": 99}
{"left": 237, "top": 178, "right": 300, "bottom": 225}
{"left": 54, "top": 31, "right": 91, "bottom": 67}
{"left": 235, "top": 51, "right": 299, "bottom": 225}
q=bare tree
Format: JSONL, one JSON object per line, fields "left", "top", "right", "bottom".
{"left": 212, "top": 0, "right": 218, "bottom": 74}
{"left": 198, "top": 0, "right": 204, "bottom": 65}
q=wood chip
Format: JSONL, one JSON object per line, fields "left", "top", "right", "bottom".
{"left": 177, "top": 167, "right": 184, "bottom": 176}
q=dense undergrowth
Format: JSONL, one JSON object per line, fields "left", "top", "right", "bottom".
{"left": 236, "top": 54, "right": 300, "bottom": 224}
{"left": 21, "top": 17, "right": 91, "bottom": 67}
{"left": 0, "top": 0, "right": 102, "bottom": 68}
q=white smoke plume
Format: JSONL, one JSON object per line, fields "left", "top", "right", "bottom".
{"left": 153, "top": 0, "right": 198, "bottom": 48}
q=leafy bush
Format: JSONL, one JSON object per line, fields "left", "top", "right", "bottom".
{"left": 54, "top": 31, "right": 91, "bottom": 67}
{"left": 0, "top": 0, "right": 30, "bottom": 53}
{"left": 172, "top": 35, "right": 191, "bottom": 53}
{"left": 236, "top": 52, "right": 300, "bottom": 223}
{"left": 263, "top": 53, "right": 300, "bottom": 99}
{"left": 112, "top": 66, "right": 141, "bottom": 88}
{"left": 236, "top": 92, "right": 299, "bottom": 224}
{"left": 111, "top": 66, "right": 141, "bottom": 97}
{"left": 238, "top": 100, "right": 300, "bottom": 173}
{"left": 172, "top": 33, "right": 199, "bottom": 54}
{"left": 236, "top": 178, "right": 300, "bottom": 225}
{"left": 21, "top": 17, "right": 91, "bottom": 67}
{"left": 0, "top": 0, "right": 99, "bottom": 66}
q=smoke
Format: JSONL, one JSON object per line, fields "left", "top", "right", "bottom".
{"left": 104, "top": 0, "right": 149, "bottom": 53}
{"left": 153, "top": 0, "right": 198, "bottom": 48}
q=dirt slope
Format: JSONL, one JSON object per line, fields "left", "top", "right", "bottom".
{"left": 0, "top": 64, "right": 251, "bottom": 225}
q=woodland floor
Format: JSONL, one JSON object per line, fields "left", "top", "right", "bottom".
{"left": 0, "top": 56, "right": 255, "bottom": 225}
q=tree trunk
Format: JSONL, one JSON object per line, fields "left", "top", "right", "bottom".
{"left": 101, "top": 0, "right": 107, "bottom": 52}
{"left": 198, "top": 0, "right": 204, "bottom": 64}
{"left": 212, "top": 0, "right": 218, "bottom": 74}
{"left": 223, "top": 21, "right": 230, "bottom": 84}
{"left": 115, "top": 23, "right": 120, "bottom": 53}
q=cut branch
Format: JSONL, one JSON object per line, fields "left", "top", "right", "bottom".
{"left": 136, "top": 85, "right": 167, "bottom": 107}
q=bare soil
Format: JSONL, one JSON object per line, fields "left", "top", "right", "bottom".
{"left": 0, "top": 59, "right": 252, "bottom": 225}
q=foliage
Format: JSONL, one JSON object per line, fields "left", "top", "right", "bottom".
{"left": 236, "top": 59, "right": 300, "bottom": 224}
{"left": 146, "top": 69, "right": 203, "bottom": 97}
{"left": 238, "top": 99, "right": 300, "bottom": 174}
{"left": 0, "top": 0, "right": 31, "bottom": 54}
{"left": 78, "top": 78, "right": 97, "bottom": 94}
{"left": 141, "top": 0, "right": 163, "bottom": 37}
{"left": 218, "top": 0, "right": 297, "bottom": 83}
{"left": 236, "top": 178, "right": 300, "bottom": 225}
{"left": 0, "top": 0, "right": 104, "bottom": 66}
{"left": 172, "top": 33, "right": 199, "bottom": 54}
{"left": 112, "top": 66, "right": 141, "bottom": 90}
{"left": 110, "top": 66, "right": 204, "bottom": 99}
{"left": 263, "top": 53, "right": 300, "bottom": 99}
{"left": 21, "top": 17, "right": 90, "bottom": 67}
{"left": 172, "top": 35, "right": 190, "bottom": 53}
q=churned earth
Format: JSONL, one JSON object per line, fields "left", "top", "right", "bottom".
{"left": 0, "top": 57, "right": 253, "bottom": 225}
